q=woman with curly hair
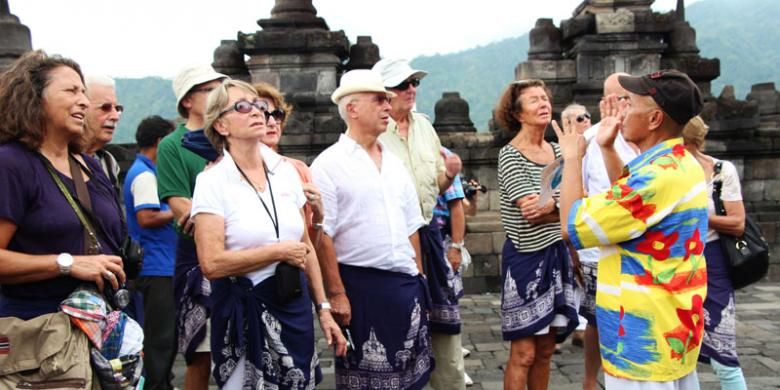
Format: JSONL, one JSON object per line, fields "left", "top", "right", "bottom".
{"left": 0, "top": 50, "right": 126, "bottom": 320}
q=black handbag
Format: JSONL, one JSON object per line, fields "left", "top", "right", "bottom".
{"left": 712, "top": 161, "right": 770, "bottom": 289}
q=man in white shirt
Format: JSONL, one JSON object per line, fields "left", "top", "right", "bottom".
{"left": 311, "top": 69, "right": 433, "bottom": 389}
{"left": 578, "top": 72, "right": 640, "bottom": 390}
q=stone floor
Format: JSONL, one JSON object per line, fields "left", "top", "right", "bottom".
{"left": 173, "top": 282, "right": 780, "bottom": 389}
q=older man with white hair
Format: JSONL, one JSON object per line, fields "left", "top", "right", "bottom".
{"left": 84, "top": 74, "right": 123, "bottom": 193}
{"left": 311, "top": 69, "right": 433, "bottom": 389}
{"left": 373, "top": 58, "right": 466, "bottom": 389}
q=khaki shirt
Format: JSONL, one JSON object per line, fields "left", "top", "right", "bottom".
{"left": 379, "top": 112, "right": 445, "bottom": 223}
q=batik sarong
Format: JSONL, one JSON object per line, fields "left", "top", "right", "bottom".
{"left": 336, "top": 264, "right": 433, "bottom": 390}
{"left": 579, "top": 261, "right": 598, "bottom": 326}
{"left": 500, "top": 239, "right": 579, "bottom": 343}
{"left": 419, "top": 224, "right": 461, "bottom": 334}
{"left": 210, "top": 272, "right": 321, "bottom": 389}
{"left": 699, "top": 240, "right": 740, "bottom": 367}
{"left": 174, "top": 238, "right": 211, "bottom": 364}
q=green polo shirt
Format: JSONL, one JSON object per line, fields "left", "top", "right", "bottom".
{"left": 379, "top": 112, "right": 445, "bottom": 223}
{"left": 156, "top": 124, "right": 207, "bottom": 237}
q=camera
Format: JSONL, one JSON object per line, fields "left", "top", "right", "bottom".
{"left": 463, "top": 178, "right": 487, "bottom": 199}
{"left": 119, "top": 237, "right": 144, "bottom": 280}
{"left": 104, "top": 282, "right": 131, "bottom": 309}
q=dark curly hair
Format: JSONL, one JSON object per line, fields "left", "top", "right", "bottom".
{"left": 494, "top": 79, "right": 551, "bottom": 133}
{"left": 0, "top": 50, "right": 85, "bottom": 151}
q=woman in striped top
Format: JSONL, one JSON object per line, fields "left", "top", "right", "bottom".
{"left": 495, "top": 79, "right": 579, "bottom": 390}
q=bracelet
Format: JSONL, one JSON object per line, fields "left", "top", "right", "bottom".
{"left": 312, "top": 222, "right": 324, "bottom": 230}
{"left": 450, "top": 242, "right": 465, "bottom": 251}
{"left": 445, "top": 172, "right": 455, "bottom": 181}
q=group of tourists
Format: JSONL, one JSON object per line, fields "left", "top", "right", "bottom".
{"left": 0, "top": 47, "right": 747, "bottom": 390}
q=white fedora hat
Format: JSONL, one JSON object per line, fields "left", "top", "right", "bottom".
{"left": 372, "top": 58, "right": 428, "bottom": 88}
{"left": 172, "top": 65, "right": 228, "bottom": 117}
{"left": 331, "top": 69, "right": 396, "bottom": 104}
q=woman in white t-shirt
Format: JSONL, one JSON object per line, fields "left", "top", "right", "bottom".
{"left": 191, "top": 79, "right": 346, "bottom": 389}
{"left": 683, "top": 116, "right": 747, "bottom": 390}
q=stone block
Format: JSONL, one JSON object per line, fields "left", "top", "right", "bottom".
{"left": 743, "top": 180, "right": 765, "bottom": 202}
{"left": 280, "top": 71, "right": 318, "bottom": 93}
{"left": 466, "top": 233, "right": 496, "bottom": 255}
{"left": 492, "top": 232, "right": 506, "bottom": 254}
{"left": 596, "top": 9, "right": 635, "bottom": 34}
{"left": 473, "top": 255, "right": 500, "bottom": 277}
{"left": 515, "top": 59, "right": 576, "bottom": 81}
{"left": 764, "top": 180, "right": 780, "bottom": 202}
{"left": 489, "top": 191, "right": 501, "bottom": 212}
{"left": 746, "top": 159, "right": 780, "bottom": 180}
{"left": 316, "top": 69, "right": 338, "bottom": 95}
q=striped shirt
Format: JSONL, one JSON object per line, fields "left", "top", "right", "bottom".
{"left": 498, "top": 143, "right": 562, "bottom": 252}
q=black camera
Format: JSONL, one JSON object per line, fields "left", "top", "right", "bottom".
{"left": 119, "top": 237, "right": 144, "bottom": 280}
{"left": 463, "top": 178, "right": 487, "bottom": 199}
{"left": 104, "top": 282, "right": 131, "bottom": 309}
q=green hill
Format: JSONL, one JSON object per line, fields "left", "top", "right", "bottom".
{"left": 111, "top": 0, "right": 779, "bottom": 142}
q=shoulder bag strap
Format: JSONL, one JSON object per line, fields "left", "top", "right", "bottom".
{"left": 712, "top": 161, "right": 726, "bottom": 216}
{"left": 37, "top": 153, "right": 102, "bottom": 254}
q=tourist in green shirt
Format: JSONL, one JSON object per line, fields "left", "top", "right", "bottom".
{"left": 156, "top": 65, "right": 226, "bottom": 390}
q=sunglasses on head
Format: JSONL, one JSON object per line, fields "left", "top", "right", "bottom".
{"left": 576, "top": 112, "right": 591, "bottom": 123}
{"left": 219, "top": 99, "right": 268, "bottom": 118}
{"left": 98, "top": 103, "right": 124, "bottom": 113}
{"left": 392, "top": 78, "right": 420, "bottom": 91}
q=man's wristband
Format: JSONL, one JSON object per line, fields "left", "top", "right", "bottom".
{"left": 450, "top": 242, "right": 465, "bottom": 251}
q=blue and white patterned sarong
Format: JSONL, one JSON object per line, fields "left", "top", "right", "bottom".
{"left": 419, "top": 224, "right": 462, "bottom": 334}
{"left": 210, "top": 272, "right": 322, "bottom": 389}
{"left": 699, "top": 240, "right": 741, "bottom": 367}
{"left": 173, "top": 238, "right": 211, "bottom": 364}
{"left": 336, "top": 264, "right": 433, "bottom": 390}
{"left": 500, "top": 239, "right": 579, "bottom": 343}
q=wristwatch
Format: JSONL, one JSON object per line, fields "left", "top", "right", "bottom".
{"left": 56, "top": 253, "right": 74, "bottom": 275}
{"left": 450, "top": 242, "right": 465, "bottom": 251}
{"left": 316, "top": 301, "right": 332, "bottom": 312}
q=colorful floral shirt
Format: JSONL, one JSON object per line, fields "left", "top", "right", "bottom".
{"left": 567, "top": 138, "right": 709, "bottom": 382}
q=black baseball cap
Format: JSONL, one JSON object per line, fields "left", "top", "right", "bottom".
{"left": 618, "top": 70, "right": 703, "bottom": 125}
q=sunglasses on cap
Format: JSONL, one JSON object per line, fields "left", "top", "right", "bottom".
{"left": 97, "top": 103, "right": 124, "bottom": 113}
{"left": 576, "top": 112, "right": 591, "bottom": 123}
{"left": 391, "top": 78, "right": 420, "bottom": 91}
{"left": 219, "top": 99, "right": 268, "bottom": 118}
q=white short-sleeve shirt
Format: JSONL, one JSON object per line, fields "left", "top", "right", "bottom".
{"left": 579, "top": 123, "right": 640, "bottom": 263}
{"left": 708, "top": 158, "right": 743, "bottom": 242}
{"left": 311, "top": 133, "right": 425, "bottom": 276}
{"left": 191, "top": 144, "right": 306, "bottom": 285}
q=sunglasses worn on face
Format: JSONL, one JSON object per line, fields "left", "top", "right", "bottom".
{"left": 264, "top": 109, "right": 286, "bottom": 123}
{"left": 392, "top": 78, "right": 420, "bottom": 91}
{"left": 576, "top": 112, "right": 591, "bottom": 123}
{"left": 98, "top": 103, "right": 124, "bottom": 113}
{"left": 219, "top": 100, "right": 268, "bottom": 118}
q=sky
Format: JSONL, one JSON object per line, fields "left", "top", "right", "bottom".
{"left": 9, "top": 0, "right": 701, "bottom": 79}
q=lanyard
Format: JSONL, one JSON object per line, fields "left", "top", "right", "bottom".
{"left": 234, "top": 160, "right": 280, "bottom": 241}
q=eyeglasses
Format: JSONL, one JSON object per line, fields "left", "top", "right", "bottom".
{"left": 192, "top": 86, "right": 216, "bottom": 94}
{"left": 97, "top": 103, "right": 124, "bottom": 113}
{"left": 391, "top": 78, "right": 420, "bottom": 91}
{"left": 576, "top": 113, "right": 591, "bottom": 123}
{"left": 219, "top": 99, "right": 268, "bottom": 118}
{"left": 264, "top": 108, "right": 286, "bottom": 123}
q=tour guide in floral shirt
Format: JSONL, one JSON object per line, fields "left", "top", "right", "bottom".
{"left": 557, "top": 70, "right": 708, "bottom": 389}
